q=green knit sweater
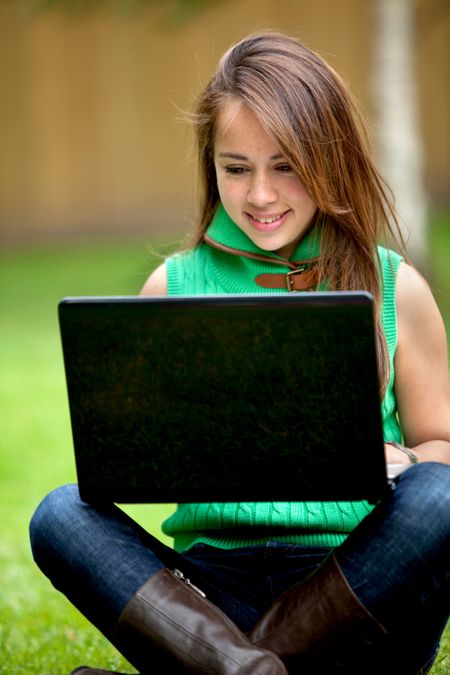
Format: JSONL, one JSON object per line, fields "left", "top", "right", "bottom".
{"left": 162, "top": 205, "right": 403, "bottom": 552}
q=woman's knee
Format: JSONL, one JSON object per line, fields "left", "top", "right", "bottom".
{"left": 396, "top": 462, "right": 450, "bottom": 512}
{"left": 29, "top": 484, "right": 84, "bottom": 565}
{"left": 394, "top": 462, "right": 450, "bottom": 546}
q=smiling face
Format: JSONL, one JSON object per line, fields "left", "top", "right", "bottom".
{"left": 213, "top": 99, "right": 317, "bottom": 260}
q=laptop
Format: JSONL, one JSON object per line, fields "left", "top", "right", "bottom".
{"left": 58, "top": 292, "right": 390, "bottom": 505}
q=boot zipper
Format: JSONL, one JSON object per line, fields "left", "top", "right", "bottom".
{"left": 172, "top": 568, "right": 207, "bottom": 598}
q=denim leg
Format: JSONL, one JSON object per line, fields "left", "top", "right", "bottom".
{"left": 184, "top": 542, "right": 332, "bottom": 633}
{"left": 29, "top": 484, "right": 331, "bottom": 639}
{"left": 29, "top": 484, "right": 182, "bottom": 636}
{"left": 335, "top": 462, "right": 450, "bottom": 673}
{"left": 30, "top": 465, "right": 450, "bottom": 673}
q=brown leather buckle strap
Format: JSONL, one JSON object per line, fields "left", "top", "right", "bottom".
{"left": 254, "top": 266, "right": 319, "bottom": 291}
{"left": 203, "top": 232, "right": 320, "bottom": 291}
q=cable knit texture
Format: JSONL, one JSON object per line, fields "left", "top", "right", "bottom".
{"left": 163, "top": 205, "right": 403, "bottom": 552}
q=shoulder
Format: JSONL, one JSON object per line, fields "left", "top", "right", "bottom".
{"left": 139, "top": 246, "right": 203, "bottom": 296}
{"left": 396, "top": 261, "right": 447, "bottom": 360}
{"left": 396, "top": 262, "right": 443, "bottom": 328}
{"left": 140, "top": 262, "right": 168, "bottom": 296}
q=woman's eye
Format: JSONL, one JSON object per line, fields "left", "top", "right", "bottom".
{"left": 276, "top": 164, "right": 293, "bottom": 172}
{"left": 224, "top": 166, "right": 248, "bottom": 175}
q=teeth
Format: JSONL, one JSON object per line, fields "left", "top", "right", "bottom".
{"left": 253, "top": 215, "right": 282, "bottom": 224}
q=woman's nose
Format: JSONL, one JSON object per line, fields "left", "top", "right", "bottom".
{"left": 247, "top": 172, "right": 277, "bottom": 207}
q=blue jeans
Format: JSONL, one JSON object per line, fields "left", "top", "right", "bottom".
{"left": 30, "top": 462, "right": 450, "bottom": 674}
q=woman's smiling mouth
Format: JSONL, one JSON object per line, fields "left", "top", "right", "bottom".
{"left": 246, "top": 210, "right": 291, "bottom": 232}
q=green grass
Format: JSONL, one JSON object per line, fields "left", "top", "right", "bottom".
{"left": 0, "top": 221, "right": 449, "bottom": 673}
{"left": 0, "top": 237, "right": 177, "bottom": 673}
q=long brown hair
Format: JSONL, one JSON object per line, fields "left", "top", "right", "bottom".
{"left": 190, "top": 32, "right": 408, "bottom": 392}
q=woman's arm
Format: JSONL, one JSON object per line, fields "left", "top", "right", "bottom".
{"left": 140, "top": 262, "right": 168, "bottom": 296}
{"left": 390, "top": 262, "right": 450, "bottom": 465}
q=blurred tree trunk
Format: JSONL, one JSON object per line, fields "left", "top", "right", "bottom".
{"left": 372, "top": 0, "right": 428, "bottom": 268}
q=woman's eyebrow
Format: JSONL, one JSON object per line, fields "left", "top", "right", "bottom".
{"left": 217, "top": 152, "right": 285, "bottom": 160}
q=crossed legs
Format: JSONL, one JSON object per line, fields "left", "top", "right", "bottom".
{"left": 30, "top": 463, "right": 450, "bottom": 674}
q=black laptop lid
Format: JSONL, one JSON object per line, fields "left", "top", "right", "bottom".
{"left": 58, "top": 293, "right": 387, "bottom": 504}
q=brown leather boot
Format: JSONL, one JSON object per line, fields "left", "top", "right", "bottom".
{"left": 248, "top": 553, "right": 387, "bottom": 670}
{"left": 113, "top": 567, "right": 288, "bottom": 674}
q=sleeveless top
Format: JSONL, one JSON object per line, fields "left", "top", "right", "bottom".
{"left": 162, "top": 205, "right": 403, "bottom": 552}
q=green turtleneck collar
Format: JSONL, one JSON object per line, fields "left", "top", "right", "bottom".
{"left": 204, "top": 204, "right": 321, "bottom": 265}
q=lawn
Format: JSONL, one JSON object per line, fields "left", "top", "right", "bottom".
{"left": 0, "top": 221, "right": 449, "bottom": 674}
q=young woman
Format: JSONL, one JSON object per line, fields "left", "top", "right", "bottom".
{"left": 30, "top": 32, "right": 450, "bottom": 675}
